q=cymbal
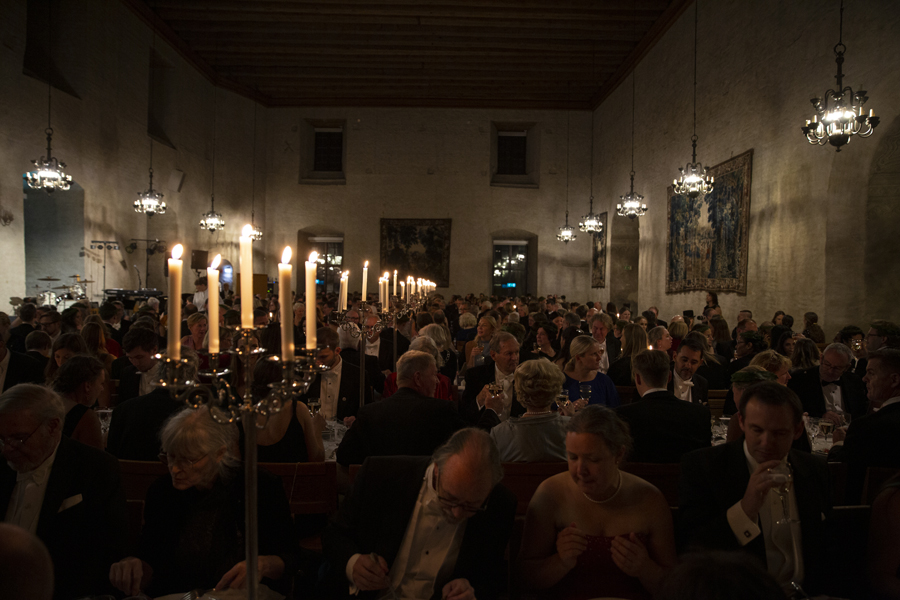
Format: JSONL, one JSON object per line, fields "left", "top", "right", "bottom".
{"left": 52, "top": 286, "right": 69, "bottom": 290}
{"left": 9, "top": 297, "right": 22, "bottom": 305}
{"left": 38, "top": 277, "right": 60, "bottom": 281}
{"left": 69, "top": 275, "right": 81, "bottom": 278}
{"left": 80, "top": 280, "right": 95, "bottom": 284}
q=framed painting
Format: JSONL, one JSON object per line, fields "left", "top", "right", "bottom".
{"left": 591, "top": 212, "right": 608, "bottom": 288}
{"left": 666, "top": 149, "right": 753, "bottom": 294}
{"left": 380, "top": 218, "right": 452, "bottom": 287}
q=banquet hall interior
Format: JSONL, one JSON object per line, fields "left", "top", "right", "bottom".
{"left": 1, "top": 0, "right": 898, "bottom": 340}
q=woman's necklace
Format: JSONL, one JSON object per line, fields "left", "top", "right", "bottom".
{"left": 523, "top": 410, "right": 552, "bottom": 417}
{"left": 582, "top": 470, "right": 622, "bottom": 505}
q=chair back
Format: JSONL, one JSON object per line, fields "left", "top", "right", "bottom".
{"left": 501, "top": 462, "right": 569, "bottom": 515}
{"left": 621, "top": 462, "right": 682, "bottom": 506}
{"left": 862, "top": 466, "right": 900, "bottom": 505}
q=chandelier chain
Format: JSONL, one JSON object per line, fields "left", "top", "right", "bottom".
{"left": 251, "top": 102, "right": 257, "bottom": 221}
{"left": 692, "top": 0, "right": 698, "bottom": 139}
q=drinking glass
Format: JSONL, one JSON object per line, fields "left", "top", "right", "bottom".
{"left": 95, "top": 408, "right": 113, "bottom": 434}
{"left": 804, "top": 416, "right": 820, "bottom": 443}
{"left": 769, "top": 463, "right": 794, "bottom": 526}
{"left": 555, "top": 389, "right": 569, "bottom": 411}
{"left": 578, "top": 384, "right": 592, "bottom": 403}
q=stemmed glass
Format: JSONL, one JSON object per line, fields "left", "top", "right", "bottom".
{"left": 769, "top": 463, "right": 794, "bottom": 526}
{"left": 804, "top": 416, "right": 820, "bottom": 448}
{"left": 578, "top": 384, "right": 592, "bottom": 403}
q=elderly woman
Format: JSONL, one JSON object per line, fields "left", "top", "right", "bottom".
{"left": 563, "top": 336, "right": 620, "bottom": 408}
{"left": 109, "top": 405, "right": 297, "bottom": 597}
{"left": 465, "top": 315, "right": 498, "bottom": 369}
{"left": 749, "top": 349, "right": 793, "bottom": 385}
{"left": 517, "top": 406, "right": 676, "bottom": 599}
{"left": 607, "top": 324, "right": 648, "bottom": 386}
{"left": 419, "top": 323, "right": 459, "bottom": 381}
{"left": 455, "top": 311, "right": 478, "bottom": 353}
{"left": 51, "top": 354, "right": 105, "bottom": 449}
{"left": 491, "top": 359, "right": 568, "bottom": 462}
{"left": 180, "top": 312, "right": 209, "bottom": 350}
{"left": 383, "top": 336, "right": 453, "bottom": 400}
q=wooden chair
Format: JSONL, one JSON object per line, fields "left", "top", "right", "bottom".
{"left": 615, "top": 385, "right": 636, "bottom": 405}
{"left": 260, "top": 462, "right": 298, "bottom": 508}
{"left": 348, "top": 464, "right": 362, "bottom": 487}
{"left": 288, "top": 462, "right": 340, "bottom": 552}
{"left": 118, "top": 460, "right": 168, "bottom": 552}
{"left": 861, "top": 466, "right": 900, "bottom": 505}
{"left": 621, "top": 462, "right": 681, "bottom": 507}
{"left": 501, "top": 462, "right": 568, "bottom": 515}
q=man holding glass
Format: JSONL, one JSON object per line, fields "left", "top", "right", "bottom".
{"left": 679, "top": 382, "right": 833, "bottom": 596}
{"left": 460, "top": 332, "right": 523, "bottom": 426}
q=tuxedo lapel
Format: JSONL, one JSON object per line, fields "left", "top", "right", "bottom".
{"left": 36, "top": 439, "right": 75, "bottom": 540}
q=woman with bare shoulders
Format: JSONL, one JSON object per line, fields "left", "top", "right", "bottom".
{"left": 517, "top": 405, "right": 676, "bottom": 599}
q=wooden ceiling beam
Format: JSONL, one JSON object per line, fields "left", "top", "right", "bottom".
{"left": 214, "top": 57, "right": 622, "bottom": 70}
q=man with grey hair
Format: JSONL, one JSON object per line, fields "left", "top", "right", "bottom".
{"left": 461, "top": 331, "right": 524, "bottom": 426}
{"left": 323, "top": 428, "right": 516, "bottom": 600}
{"left": 335, "top": 350, "right": 467, "bottom": 467}
{"left": 0, "top": 384, "right": 127, "bottom": 599}
{"left": 788, "top": 342, "right": 867, "bottom": 423}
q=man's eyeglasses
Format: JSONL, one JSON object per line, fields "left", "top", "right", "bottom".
{"left": 158, "top": 452, "right": 208, "bottom": 470}
{"left": 0, "top": 422, "right": 43, "bottom": 449}
{"left": 435, "top": 471, "right": 489, "bottom": 515}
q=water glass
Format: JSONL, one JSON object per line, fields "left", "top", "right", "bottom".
{"left": 579, "top": 384, "right": 592, "bottom": 402}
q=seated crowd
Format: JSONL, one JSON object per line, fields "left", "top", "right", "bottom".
{"left": 0, "top": 289, "right": 898, "bottom": 600}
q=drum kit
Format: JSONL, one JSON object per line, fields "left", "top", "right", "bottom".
{"left": 28, "top": 275, "right": 94, "bottom": 309}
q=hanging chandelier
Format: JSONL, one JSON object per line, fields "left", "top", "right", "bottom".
{"left": 134, "top": 140, "right": 166, "bottom": 216}
{"left": 200, "top": 195, "right": 225, "bottom": 232}
{"left": 617, "top": 69, "right": 647, "bottom": 220}
{"left": 247, "top": 220, "right": 263, "bottom": 241}
{"left": 801, "top": 0, "right": 878, "bottom": 151}
{"left": 673, "top": 1, "right": 713, "bottom": 199}
{"left": 557, "top": 108, "right": 577, "bottom": 244}
{"left": 26, "top": 1, "right": 71, "bottom": 193}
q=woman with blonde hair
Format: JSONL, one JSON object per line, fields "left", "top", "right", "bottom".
{"left": 607, "top": 324, "right": 649, "bottom": 385}
{"left": 562, "top": 335, "right": 620, "bottom": 408}
{"left": 749, "top": 349, "right": 793, "bottom": 385}
{"left": 180, "top": 312, "right": 209, "bottom": 351}
{"left": 465, "top": 315, "right": 498, "bottom": 369}
{"left": 666, "top": 321, "right": 689, "bottom": 356}
{"left": 491, "top": 359, "right": 569, "bottom": 462}
{"left": 791, "top": 338, "right": 821, "bottom": 371}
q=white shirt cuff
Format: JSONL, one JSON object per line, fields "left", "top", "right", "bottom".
{"left": 727, "top": 500, "right": 760, "bottom": 546}
{"left": 346, "top": 553, "right": 361, "bottom": 595}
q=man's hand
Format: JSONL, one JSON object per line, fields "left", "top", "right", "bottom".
{"left": 832, "top": 426, "right": 848, "bottom": 443}
{"left": 740, "top": 460, "right": 783, "bottom": 521}
{"left": 477, "top": 385, "right": 504, "bottom": 414}
{"left": 343, "top": 416, "right": 356, "bottom": 428}
{"left": 556, "top": 523, "right": 587, "bottom": 570}
{"left": 442, "top": 578, "right": 476, "bottom": 600}
{"left": 109, "top": 557, "right": 146, "bottom": 596}
{"left": 822, "top": 411, "right": 843, "bottom": 427}
{"left": 352, "top": 553, "right": 391, "bottom": 591}
{"left": 611, "top": 532, "right": 651, "bottom": 578}
{"left": 217, "top": 555, "right": 284, "bottom": 590}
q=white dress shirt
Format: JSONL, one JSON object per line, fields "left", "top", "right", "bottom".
{"left": 820, "top": 380, "right": 844, "bottom": 413}
{"left": 0, "top": 349, "right": 11, "bottom": 391}
{"left": 726, "top": 441, "right": 803, "bottom": 590}
{"left": 365, "top": 337, "right": 381, "bottom": 359}
{"left": 673, "top": 371, "right": 694, "bottom": 403}
{"left": 346, "top": 463, "right": 464, "bottom": 599}
{"left": 320, "top": 358, "right": 343, "bottom": 420}
{"left": 5, "top": 443, "right": 59, "bottom": 534}
{"left": 139, "top": 361, "right": 161, "bottom": 397}
{"left": 598, "top": 340, "right": 609, "bottom": 374}
{"left": 493, "top": 365, "right": 515, "bottom": 422}
{"left": 192, "top": 289, "right": 209, "bottom": 310}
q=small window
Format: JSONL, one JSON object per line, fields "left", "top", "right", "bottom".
{"left": 313, "top": 129, "right": 343, "bottom": 172}
{"left": 309, "top": 237, "right": 343, "bottom": 295}
{"left": 492, "top": 241, "right": 528, "bottom": 296}
{"left": 497, "top": 131, "right": 527, "bottom": 175}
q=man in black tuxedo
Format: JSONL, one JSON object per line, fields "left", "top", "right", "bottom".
{"left": 118, "top": 326, "right": 161, "bottom": 403}
{"left": 361, "top": 314, "right": 397, "bottom": 374}
{"left": 8, "top": 303, "right": 38, "bottom": 353}
{"left": 679, "top": 382, "right": 833, "bottom": 595}
{"left": 788, "top": 343, "right": 867, "bottom": 422}
{"left": 300, "top": 327, "right": 373, "bottom": 427}
{"left": 589, "top": 313, "right": 618, "bottom": 372}
{"left": 617, "top": 350, "right": 710, "bottom": 463}
{"left": 0, "top": 330, "right": 44, "bottom": 391}
{"left": 460, "top": 332, "right": 524, "bottom": 427}
{"left": 24, "top": 330, "right": 51, "bottom": 374}
{"left": 336, "top": 350, "right": 466, "bottom": 467}
{"left": 323, "top": 429, "right": 516, "bottom": 600}
{"left": 669, "top": 337, "right": 710, "bottom": 405}
{"left": 0, "top": 384, "right": 127, "bottom": 600}
{"left": 99, "top": 301, "right": 124, "bottom": 345}
{"left": 829, "top": 348, "right": 900, "bottom": 503}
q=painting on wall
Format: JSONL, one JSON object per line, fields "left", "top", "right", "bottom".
{"left": 591, "top": 212, "right": 608, "bottom": 288}
{"left": 380, "top": 218, "right": 452, "bottom": 287}
{"left": 666, "top": 149, "right": 753, "bottom": 294}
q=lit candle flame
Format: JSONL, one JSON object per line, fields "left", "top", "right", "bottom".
{"left": 210, "top": 254, "right": 221, "bottom": 269}
{"left": 172, "top": 244, "right": 183, "bottom": 260}
{"left": 364, "top": 260, "right": 369, "bottom": 268}
{"left": 242, "top": 224, "right": 253, "bottom": 237}
{"left": 281, "top": 246, "right": 292, "bottom": 264}
{"left": 308, "top": 251, "right": 318, "bottom": 263}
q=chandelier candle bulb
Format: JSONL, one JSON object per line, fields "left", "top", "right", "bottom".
{"left": 305, "top": 252, "right": 318, "bottom": 350}
{"left": 393, "top": 270, "right": 397, "bottom": 296}
{"left": 167, "top": 245, "right": 183, "bottom": 361}
{"left": 362, "top": 261, "right": 368, "bottom": 302}
{"left": 341, "top": 271, "right": 349, "bottom": 312}
{"left": 207, "top": 254, "right": 221, "bottom": 354}
{"left": 240, "top": 225, "right": 254, "bottom": 329}
{"left": 278, "top": 247, "right": 294, "bottom": 362}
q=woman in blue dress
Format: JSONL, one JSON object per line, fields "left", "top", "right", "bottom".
{"left": 562, "top": 335, "right": 620, "bottom": 408}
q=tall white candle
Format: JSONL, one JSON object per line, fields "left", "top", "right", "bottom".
{"left": 240, "top": 224, "right": 254, "bottom": 329}
{"left": 361, "top": 261, "right": 368, "bottom": 302}
{"left": 278, "top": 247, "right": 294, "bottom": 362}
{"left": 338, "top": 274, "right": 345, "bottom": 312}
{"left": 305, "top": 252, "right": 318, "bottom": 350}
{"left": 167, "top": 244, "right": 183, "bottom": 361}
{"left": 342, "top": 271, "right": 349, "bottom": 312}
{"left": 400, "top": 281, "right": 405, "bottom": 303}
{"left": 207, "top": 254, "right": 221, "bottom": 354}
{"left": 393, "top": 270, "right": 397, "bottom": 297}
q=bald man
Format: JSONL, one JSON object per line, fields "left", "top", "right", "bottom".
{"left": 0, "top": 523, "right": 54, "bottom": 600}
